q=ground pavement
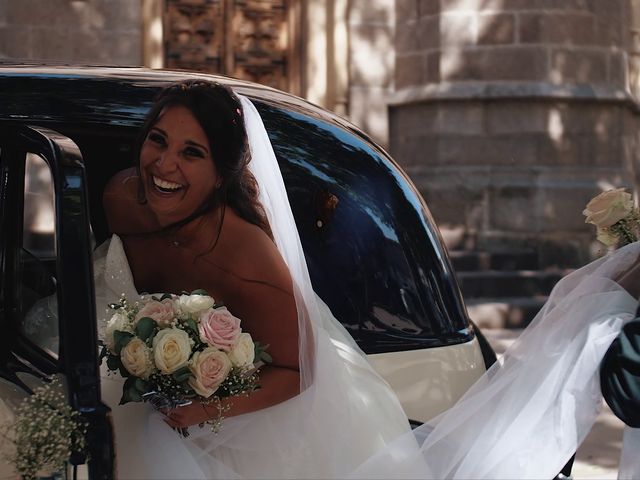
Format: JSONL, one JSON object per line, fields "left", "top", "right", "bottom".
{"left": 483, "top": 328, "right": 623, "bottom": 480}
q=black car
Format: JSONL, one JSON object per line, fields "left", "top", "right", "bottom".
{"left": 0, "top": 65, "right": 495, "bottom": 478}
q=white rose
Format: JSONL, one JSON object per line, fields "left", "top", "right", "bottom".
{"left": 227, "top": 333, "right": 255, "bottom": 367}
{"left": 189, "top": 347, "right": 232, "bottom": 398}
{"left": 178, "top": 294, "right": 215, "bottom": 315}
{"left": 121, "top": 338, "right": 154, "bottom": 378}
{"left": 152, "top": 328, "right": 192, "bottom": 374}
{"left": 583, "top": 188, "right": 634, "bottom": 228}
{"left": 104, "top": 311, "right": 132, "bottom": 353}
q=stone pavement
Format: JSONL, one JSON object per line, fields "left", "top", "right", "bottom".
{"left": 483, "top": 328, "right": 623, "bottom": 480}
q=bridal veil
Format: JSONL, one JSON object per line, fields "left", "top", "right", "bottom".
{"left": 96, "top": 94, "right": 640, "bottom": 479}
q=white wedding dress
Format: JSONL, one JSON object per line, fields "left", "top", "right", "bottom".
{"left": 92, "top": 97, "right": 640, "bottom": 479}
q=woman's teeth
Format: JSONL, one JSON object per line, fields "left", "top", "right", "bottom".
{"left": 152, "top": 176, "right": 184, "bottom": 193}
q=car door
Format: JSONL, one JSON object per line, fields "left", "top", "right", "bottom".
{"left": 0, "top": 125, "right": 113, "bottom": 479}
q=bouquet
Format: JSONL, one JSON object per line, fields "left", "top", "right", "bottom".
{"left": 583, "top": 188, "right": 640, "bottom": 247}
{"left": 100, "top": 290, "right": 269, "bottom": 434}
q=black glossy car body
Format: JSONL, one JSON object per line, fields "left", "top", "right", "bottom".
{"left": 0, "top": 65, "right": 495, "bottom": 478}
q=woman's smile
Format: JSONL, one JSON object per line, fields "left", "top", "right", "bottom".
{"left": 151, "top": 175, "right": 186, "bottom": 194}
{"left": 139, "top": 105, "right": 219, "bottom": 226}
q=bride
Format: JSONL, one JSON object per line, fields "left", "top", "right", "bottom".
{"left": 95, "top": 80, "right": 640, "bottom": 479}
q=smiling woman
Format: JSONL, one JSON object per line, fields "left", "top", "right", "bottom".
{"left": 139, "top": 105, "right": 219, "bottom": 227}
{"left": 101, "top": 81, "right": 301, "bottom": 446}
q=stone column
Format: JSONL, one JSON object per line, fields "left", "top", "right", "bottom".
{"left": 347, "top": 0, "right": 395, "bottom": 146}
{"left": 389, "top": 0, "right": 638, "bottom": 266}
{"left": 142, "top": 0, "right": 163, "bottom": 68}
{"left": 303, "top": 0, "right": 350, "bottom": 116}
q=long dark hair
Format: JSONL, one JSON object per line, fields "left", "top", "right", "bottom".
{"left": 135, "top": 79, "right": 272, "bottom": 241}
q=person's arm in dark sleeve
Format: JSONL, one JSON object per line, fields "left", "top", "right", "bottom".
{"left": 600, "top": 316, "right": 640, "bottom": 427}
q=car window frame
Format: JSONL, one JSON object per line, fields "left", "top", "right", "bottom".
{"left": 0, "top": 124, "right": 114, "bottom": 478}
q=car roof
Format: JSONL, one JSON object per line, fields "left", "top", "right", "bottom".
{"left": 0, "top": 64, "right": 383, "bottom": 153}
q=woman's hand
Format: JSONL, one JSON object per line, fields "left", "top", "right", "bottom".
{"left": 163, "top": 400, "right": 220, "bottom": 429}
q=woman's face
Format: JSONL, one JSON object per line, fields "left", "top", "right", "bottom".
{"left": 139, "top": 104, "right": 219, "bottom": 226}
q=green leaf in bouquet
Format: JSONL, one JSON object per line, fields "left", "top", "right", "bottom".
{"left": 254, "top": 342, "right": 272, "bottom": 364}
{"left": 114, "top": 330, "right": 134, "bottom": 355}
{"left": 172, "top": 366, "right": 192, "bottom": 383}
{"left": 135, "top": 317, "right": 158, "bottom": 341}
{"left": 106, "top": 354, "right": 122, "bottom": 372}
{"left": 134, "top": 377, "right": 148, "bottom": 393}
{"left": 99, "top": 345, "right": 109, "bottom": 362}
{"left": 108, "top": 303, "right": 122, "bottom": 310}
{"left": 160, "top": 293, "right": 173, "bottom": 301}
{"left": 120, "top": 377, "right": 144, "bottom": 404}
{"left": 120, "top": 386, "right": 143, "bottom": 404}
{"left": 190, "top": 288, "right": 209, "bottom": 296}
{"left": 184, "top": 318, "right": 198, "bottom": 334}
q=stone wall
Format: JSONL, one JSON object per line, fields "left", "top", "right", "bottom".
{"left": 0, "top": 0, "right": 142, "bottom": 66}
{"left": 348, "top": 0, "right": 395, "bottom": 146}
{"left": 389, "top": 0, "right": 640, "bottom": 266}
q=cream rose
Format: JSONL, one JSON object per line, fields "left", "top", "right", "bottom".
{"left": 121, "top": 338, "right": 154, "bottom": 378}
{"left": 198, "top": 307, "right": 242, "bottom": 351}
{"left": 178, "top": 294, "right": 215, "bottom": 315}
{"left": 104, "top": 312, "right": 132, "bottom": 352}
{"left": 152, "top": 328, "right": 192, "bottom": 374}
{"left": 228, "top": 333, "right": 255, "bottom": 367}
{"left": 135, "top": 298, "right": 176, "bottom": 328}
{"left": 188, "top": 347, "right": 232, "bottom": 397}
{"left": 583, "top": 188, "right": 634, "bottom": 228}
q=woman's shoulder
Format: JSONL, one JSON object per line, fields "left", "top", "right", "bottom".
{"left": 207, "top": 209, "right": 293, "bottom": 295}
{"left": 103, "top": 168, "right": 158, "bottom": 234}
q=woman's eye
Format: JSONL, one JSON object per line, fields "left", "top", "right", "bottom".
{"left": 184, "top": 147, "right": 205, "bottom": 158}
{"left": 148, "top": 132, "right": 166, "bottom": 145}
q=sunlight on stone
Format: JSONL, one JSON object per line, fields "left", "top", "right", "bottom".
{"left": 550, "top": 52, "right": 567, "bottom": 85}
{"left": 547, "top": 108, "right": 564, "bottom": 143}
{"left": 596, "top": 179, "right": 619, "bottom": 191}
{"left": 446, "top": 0, "right": 504, "bottom": 12}
{"left": 149, "top": 17, "right": 163, "bottom": 68}
{"left": 306, "top": 0, "right": 327, "bottom": 106}
{"left": 441, "top": 48, "right": 463, "bottom": 80}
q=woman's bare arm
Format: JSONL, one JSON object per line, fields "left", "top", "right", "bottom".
{"left": 164, "top": 225, "right": 301, "bottom": 428}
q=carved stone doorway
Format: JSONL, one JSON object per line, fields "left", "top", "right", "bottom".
{"left": 164, "top": 0, "right": 301, "bottom": 94}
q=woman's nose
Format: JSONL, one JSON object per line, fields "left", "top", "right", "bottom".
{"left": 156, "top": 149, "right": 180, "bottom": 171}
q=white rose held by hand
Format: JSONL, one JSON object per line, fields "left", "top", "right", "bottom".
{"left": 105, "top": 311, "right": 132, "bottom": 353}
{"left": 121, "top": 338, "right": 153, "bottom": 378}
{"left": 583, "top": 188, "right": 634, "bottom": 228}
{"left": 198, "top": 307, "right": 242, "bottom": 351}
{"left": 189, "top": 347, "right": 232, "bottom": 397}
{"left": 152, "top": 328, "right": 192, "bottom": 374}
{"left": 178, "top": 294, "right": 215, "bottom": 315}
{"left": 228, "top": 333, "right": 256, "bottom": 367}
{"left": 135, "top": 298, "right": 176, "bottom": 327}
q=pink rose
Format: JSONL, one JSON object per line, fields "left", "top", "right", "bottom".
{"left": 135, "top": 298, "right": 176, "bottom": 328}
{"left": 198, "top": 307, "right": 241, "bottom": 351}
{"left": 189, "top": 347, "right": 232, "bottom": 397}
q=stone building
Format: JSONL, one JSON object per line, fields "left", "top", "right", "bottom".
{"left": 392, "top": 0, "right": 640, "bottom": 269}
{"left": 1, "top": 0, "right": 639, "bottom": 269}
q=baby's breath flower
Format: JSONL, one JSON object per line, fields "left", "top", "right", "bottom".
{"left": 3, "top": 378, "right": 87, "bottom": 479}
